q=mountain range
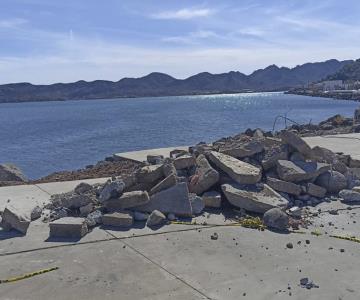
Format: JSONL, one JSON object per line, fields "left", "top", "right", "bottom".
{"left": 0, "top": 59, "right": 353, "bottom": 103}
{"left": 326, "top": 59, "right": 360, "bottom": 81}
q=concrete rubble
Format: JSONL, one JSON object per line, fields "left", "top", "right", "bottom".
{"left": 2, "top": 110, "right": 360, "bottom": 242}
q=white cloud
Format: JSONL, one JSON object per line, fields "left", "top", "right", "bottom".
{"left": 151, "top": 8, "right": 214, "bottom": 20}
{"left": 163, "top": 30, "right": 218, "bottom": 44}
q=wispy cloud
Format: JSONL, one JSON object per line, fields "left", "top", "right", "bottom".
{"left": 163, "top": 30, "right": 218, "bottom": 44}
{"left": 151, "top": 8, "right": 214, "bottom": 20}
{"left": 0, "top": 18, "right": 28, "bottom": 29}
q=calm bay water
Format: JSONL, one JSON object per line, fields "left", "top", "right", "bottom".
{"left": 0, "top": 92, "right": 359, "bottom": 179}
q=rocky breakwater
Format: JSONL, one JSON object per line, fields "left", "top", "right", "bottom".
{"left": 2, "top": 114, "right": 360, "bottom": 237}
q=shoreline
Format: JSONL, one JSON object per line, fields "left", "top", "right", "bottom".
{"left": 286, "top": 90, "right": 360, "bottom": 102}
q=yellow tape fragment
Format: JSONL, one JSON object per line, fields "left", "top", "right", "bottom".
{"left": 0, "top": 266, "right": 59, "bottom": 284}
{"left": 330, "top": 235, "right": 360, "bottom": 244}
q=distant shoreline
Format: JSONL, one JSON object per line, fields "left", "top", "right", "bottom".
{"left": 0, "top": 90, "right": 285, "bottom": 105}
{"left": 286, "top": 90, "right": 360, "bottom": 102}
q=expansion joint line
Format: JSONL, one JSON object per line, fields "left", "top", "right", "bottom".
{"left": 105, "top": 229, "right": 213, "bottom": 300}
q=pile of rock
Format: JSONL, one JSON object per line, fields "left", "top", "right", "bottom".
{"left": 3, "top": 112, "right": 360, "bottom": 238}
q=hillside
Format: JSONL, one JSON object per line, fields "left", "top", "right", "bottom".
{"left": 0, "top": 59, "right": 352, "bottom": 103}
{"left": 326, "top": 59, "right": 360, "bottom": 81}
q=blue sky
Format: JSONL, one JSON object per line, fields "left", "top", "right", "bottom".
{"left": 0, "top": 0, "right": 359, "bottom": 84}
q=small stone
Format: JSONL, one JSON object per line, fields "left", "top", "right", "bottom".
{"left": 286, "top": 242, "right": 293, "bottom": 249}
{"left": 340, "top": 248, "right": 345, "bottom": 253}
{"left": 339, "top": 189, "right": 360, "bottom": 202}
{"left": 167, "top": 213, "right": 176, "bottom": 221}
{"left": 146, "top": 210, "right": 166, "bottom": 227}
{"left": 305, "top": 239, "right": 310, "bottom": 245}
{"left": 211, "top": 233, "right": 218, "bottom": 240}
{"left": 263, "top": 208, "right": 289, "bottom": 231}
{"left": 85, "top": 210, "right": 103, "bottom": 227}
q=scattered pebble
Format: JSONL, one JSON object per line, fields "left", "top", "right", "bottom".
{"left": 286, "top": 242, "right": 293, "bottom": 249}
{"left": 211, "top": 233, "right": 218, "bottom": 240}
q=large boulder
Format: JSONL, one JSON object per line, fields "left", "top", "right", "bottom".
{"left": 315, "top": 171, "right": 347, "bottom": 194}
{"left": 276, "top": 160, "right": 330, "bottom": 183}
{"left": 209, "top": 151, "right": 261, "bottom": 185}
{"left": 219, "top": 139, "right": 264, "bottom": 158}
{"left": 263, "top": 208, "right": 289, "bottom": 231}
{"left": 0, "top": 164, "right": 27, "bottom": 182}
{"left": 266, "top": 177, "right": 301, "bottom": 196}
{"left": 221, "top": 183, "right": 288, "bottom": 213}
{"left": 135, "top": 183, "right": 192, "bottom": 217}
{"left": 280, "top": 131, "right": 312, "bottom": 157}
{"left": 189, "top": 155, "right": 219, "bottom": 195}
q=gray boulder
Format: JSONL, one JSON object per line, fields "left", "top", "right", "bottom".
{"left": 0, "top": 164, "right": 27, "bottom": 182}
{"left": 133, "top": 211, "right": 149, "bottom": 221}
{"left": 315, "top": 171, "right": 347, "bottom": 194}
{"left": 189, "top": 155, "right": 219, "bottom": 195}
{"left": 339, "top": 189, "right": 360, "bottom": 202}
{"left": 209, "top": 151, "right": 261, "bottom": 185}
{"left": 221, "top": 183, "right": 288, "bottom": 214}
{"left": 146, "top": 210, "right": 166, "bottom": 227}
{"left": 30, "top": 206, "right": 42, "bottom": 220}
{"left": 263, "top": 208, "right": 289, "bottom": 231}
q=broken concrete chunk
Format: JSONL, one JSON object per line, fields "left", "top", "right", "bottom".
{"left": 136, "top": 164, "right": 164, "bottom": 183}
{"left": 79, "top": 203, "right": 94, "bottom": 217}
{"left": 266, "top": 177, "right": 301, "bottom": 196}
{"left": 315, "top": 171, "right": 347, "bottom": 193}
{"left": 99, "top": 179, "right": 125, "bottom": 203}
{"left": 306, "top": 183, "right": 326, "bottom": 198}
{"left": 146, "top": 210, "right": 166, "bottom": 227}
{"left": 261, "top": 144, "right": 288, "bottom": 171}
{"left": 1, "top": 205, "right": 30, "bottom": 234}
{"left": 280, "top": 131, "right": 312, "bottom": 157}
{"left": 219, "top": 139, "right": 264, "bottom": 158}
{"left": 49, "top": 217, "right": 88, "bottom": 238}
{"left": 104, "top": 191, "right": 150, "bottom": 211}
{"left": 147, "top": 154, "right": 164, "bottom": 165}
{"left": 173, "top": 155, "right": 196, "bottom": 170}
{"left": 221, "top": 183, "right": 288, "bottom": 214}
{"left": 189, "top": 154, "right": 219, "bottom": 195}
{"left": 135, "top": 183, "right": 192, "bottom": 217}
{"left": 339, "top": 189, "right": 360, "bottom": 202}
{"left": 162, "top": 162, "right": 177, "bottom": 177}
{"left": 209, "top": 151, "right": 261, "bottom": 185}
{"left": 189, "top": 194, "right": 205, "bottom": 215}
{"left": 202, "top": 191, "right": 222, "bottom": 208}
{"left": 149, "top": 174, "right": 177, "bottom": 195}
{"left": 263, "top": 208, "right": 289, "bottom": 231}
{"left": 85, "top": 210, "right": 103, "bottom": 227}
{"left": 74, "top": 182, "right": 93, "bottom": 194}
{"left": 276, "top": 160, "right": 330, "bottom": 183}
{"left": 102, "top": 212, "right": 133, "bottom": 227}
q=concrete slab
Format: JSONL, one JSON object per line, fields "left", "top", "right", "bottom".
{"left": 0, "top": 240, "right": 204, "bottom": 300}
{"left": 0, "top": 219, "right": 113, "bottom": 255}
{"left": 35, "top": 177, "right": 110, "bottom": 195}
{"left": 0, "top": 184, "right": 50, "bottom": 216}
{"left": 304, "top": 133, "right": 360, "bottom": 159}
{"left": 115, "top": 146, "right": 188, "bottom": 163}
{"left": 125, "top": 225, "right": 360, "bottom": 300}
